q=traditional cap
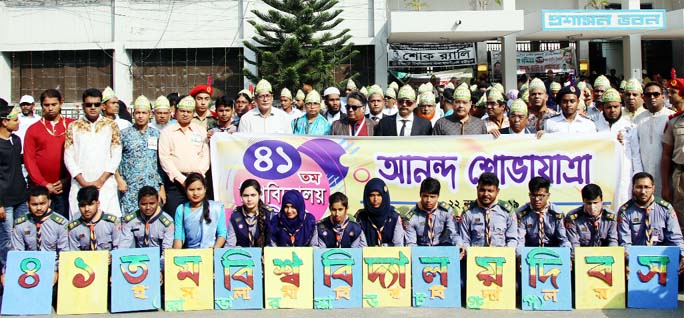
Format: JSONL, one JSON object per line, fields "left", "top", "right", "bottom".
{"left": 555, "top": 85, "right": 580, "bottom": 103}
{"left": 4, "top": 106, "right": 21, "bottom": 119}
{"left": 594, "top": 75, "right": 611, "bottom": 89}
{"left": 19, "top": 95, "right": 34, "bottom": 104}
{"left": 455, "top": 83, "right": 471, "bottom": 101}
{"left": 323, "top": 87, "right": 340, "bottom": 97}
{"left": 475, "top": 93, "right": 486, "bottom": 107}
{"left": 577, "top": 81, "right": 587, "bottom": 92}
{"left": 486, "top": 88, "right": 504, "bottom": 102}
{"left": 425, "top": 82, "right": 434, "bottom": 92}
{"left": 446, "top": 82, "right": 455, "bottom": 90}
{"left": 280, "top": 88, "right": 293, "bottom": 100}
{"left": 154, "top": 95, "right": 171, "bottom": 110}
{"left": 359, "top": 86, "right": 368, "bottom": 97}
{"left": 470, "top": 84, "right": 478, "bottom": 92}
{"left": 305, "top": 90, "right": 321, "bottom": 104}
{"left": 670, "top": 68, "right": 684, "bottom": 97}
{"left": 602, "top": 88, "right": 622, "bottom": 103}
{"left": 102, "top": 86, "right": 117, "bottom": 103}
{"left": 177, "top": 95, "right": 196, "bottom": 110}
{"left": 492, "top": 83, "right": 505, "bottom": 94}
{"left": 549, "top": 81, "right": 561, "bottom": 91}
{"left": 509, "top": 99, "right": 528, "bottom": 115}
{"left": 520, "top": 82, "right": 529, "bottom": 91}
{"left": 255, "top": 79, "right": 272, "bottom": 95}
{"left": 368, "top": 84, "right": 383, "bottom": 97}
{"left": 529, "top": 78, "right": 546, "bottom": 92}
{"left": 624, "top": 78, "right": 643, "bottom": 93}
{"left": 385, "top": 87, "right": 397, "bottom": 99}
{"left": 133, "top": 95, "right": 151, "bottom": 110}
{"left": 619, "top": 80, "right": 627, "bottom": 90}
{"left": 295, "top": 89, "right": 306, "bottom": 100}
{"left": 397, "top": 84, "right": 416, "bottom": 101}
{"left": 418, "top": 83, "right": 429, "bottom": 94}
{"left": 389, "top": 81, "right": 399, "bottom": 91}
{"left": 418, "top": 91, "right": 436, "bottom": 105}
{"left": 521, "top": 89, "right": 530, "bottom": 103}
{"left": 238, "top": 89, "right": 253, "bottom": 100}
{"left": 346, "top": 79, "right": 357, "bottom": 90}
{"left": 189, "top": 84, "right": 213, "bottom": 97}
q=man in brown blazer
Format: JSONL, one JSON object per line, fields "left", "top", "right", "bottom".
{"left": 331, "top": 92, "right": 375, "bottom": 136}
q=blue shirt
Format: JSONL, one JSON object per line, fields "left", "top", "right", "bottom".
{"left": 174, "top": 201, "right": 227, "bottom": 248}
{"left": 119, "top": 125, "right": 162, "bottom": 214}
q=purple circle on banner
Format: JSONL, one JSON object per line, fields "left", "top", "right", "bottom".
{"left": 244, "top": 140, "right": 302, "bottom": 180}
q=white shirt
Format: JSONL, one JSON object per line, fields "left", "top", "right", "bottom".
{"left": 114, "top": 115, "right": 132, "bottom": 131}
{"left": 396, "top": 113, "right": 414, "bottom": 136}
{"left": 368, "top": 112, "right": 384, "bottom": 124}
{"left": 544, "top": 113, "right": 597, "bottom": 134}
{"left": 325, "top": 111, "right": 343, "bottom": 124}
{"left": 634, "top": 107, "right": 675, "bottom": 197}
{"left": 17, "top": 113, "right": 40, "bottom": 150}
{"left": 383, "top": 106, "right": 398, "bottom": 116}
{"left": 237, "top": 107, "right": 292, "bottom": 134}
{"left": 283, "top": 108, "right": 303, "bottom": 122}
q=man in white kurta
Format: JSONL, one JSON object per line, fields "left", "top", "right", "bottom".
{"left": 64, "top": 88, "right": 122, "bottom": 219}
{"left": 595, "top": 88, "right": 642, "bottom": 207}
{"left": 634, "top": 82, "right": 675, "bottom": 197}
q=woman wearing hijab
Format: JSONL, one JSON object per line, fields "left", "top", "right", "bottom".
{"left": 270, "top": 190, "right": 316, "bottom": 246}
{"left": 355, "top": 178, "right": 405, "bottom": 246}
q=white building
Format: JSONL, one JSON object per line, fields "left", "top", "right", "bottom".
{"left": 0, "top": 0, "right": 682, "bottom": 105}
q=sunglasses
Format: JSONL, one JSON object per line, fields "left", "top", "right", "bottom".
{"left": 84, "top": 102, "right": 102, "bottom": 108}
{"left": 398, "top": 99, "right": 414, "bottom": 106}
{"left": 346, "top": 104, "right": 363, "bottom": 111}
{"left": 644, "top": 92, "right": 661, "bottom": 98}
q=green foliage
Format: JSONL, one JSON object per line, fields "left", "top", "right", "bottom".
{"left": 243, "top": 0, "right": 359, "bottom": 92}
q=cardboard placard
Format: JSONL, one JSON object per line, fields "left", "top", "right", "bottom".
{"left": 214, "top": 247, "right": 263, "bottom": 310}
{"left": 627, "top": 246, "right": 679, "bottom": 309}
{"left": 1, "top": 251, "right": 56, "bottom": 315}
{"left": 465, "top": 247, "right": 516, "bottom": 309}
{"left": 313, "top": 248, "right": 362, "bottom": 309}
{"left": 56, "top": 251, "right": 109, "bottom": 315}
{"left": 362, "top": 247, "right": 412, "bottom": 308}
{"left": 164, "top": 248, "right": 214, "bottom": 311}
{"left": 411, "top": 246, "right": 461, "bottom": 308}
{"left": 574, "top": 247, "right": 625, "bottom": 309}
{"left": 110, "top": 247, "right": 161, "bottom": 312}
{"left": 520, "top": 247, "right": 572, "bottom": 310}
{"left": 264, "top": 247, "right": 313, "bottom": 309}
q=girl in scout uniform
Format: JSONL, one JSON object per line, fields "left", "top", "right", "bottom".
{"left": 226, "top": 179, "right": 275, "bottom": 247}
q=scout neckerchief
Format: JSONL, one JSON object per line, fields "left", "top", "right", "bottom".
{"left": 83, "top": 213, "right": 102, "bottom": 251}
{"left": 331, "top": 216, "right": 350, "bottom": 248}
{"left": 368, "top": 215, "right": 386, "bottom": 246}
{"left": 537, "top": 211, "right": 545, "bottom": 247}
{"left": 241, "top": 208, "right": 258, "bottom": 246}
{"left": 33, "top": 210, "right": 52, "bottom": 249}
{"left": 140, "top": 208, "right": 161, "bottom": 247}
{"left": 477, "top": 201, "right": 495, "bottom": 246}
{"left": 644, "top": 205, "right": 653, "bottom": 246}
{"left": 420, "top": 204, "right": 437, "bottom": 246}
{"left": 280, "top": 214, "right": 307, "bottom": 246}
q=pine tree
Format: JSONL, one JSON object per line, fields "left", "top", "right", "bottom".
{"left": 243, "top": 0, "right": 359, "bottom": 92}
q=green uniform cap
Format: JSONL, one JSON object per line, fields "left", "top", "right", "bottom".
{"left": 385, "top": 87, "right": 397, "bottom": 99}
{"left": 102, "top": 86, "right": 116, "bottom": 103}
{"left": 509, "top": 99, "right": 528, "bottom": 115}
{"left": 602, "top": 88, "right": 622, "bottom": 103}
{"left": 594, "top": 75, "right": 611, "bottom": 89}
{"left": 397, "top": 84, "right": 416, "bottom": 101}
{"left": 305, "top": 90, "right": 321, "bottom": 104}
{"left": 281, "top": 88, "right": 293, "bottom": 100}
{"left": 154, "top": 96, "right": 170, "bottom": 110}
{"left": 177, "top": 95, "right": 196, "bottom": 110}
{"left": 455, "top": 83, "right": 471, "bottom": 101}
{"left": 418, "top": 91, "right": 436, "bottom": 105}
{"left": 255, "top": 79, "right": 272, "bottom": 95}
{"left": 624, "top": 78, "right": 643, "bottom": 93}
{"left": 295, "top": 89, "right": 305, "bottom": 100}
{"left": 133, "top": 95, "right": 151, "bottom": 110}
{"left": 529, "top": 78, "right": 546, "bottom": 92}
{"left": 550, "top": 81, "right": 561, "bottom": 91}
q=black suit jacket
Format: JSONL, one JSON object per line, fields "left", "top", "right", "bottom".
{"left": 374, "top": 115, "right": 432, "bottom": 136}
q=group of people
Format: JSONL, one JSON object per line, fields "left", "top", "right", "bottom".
{"left": 2, "top": 69, "right": 684, "bottom": 280}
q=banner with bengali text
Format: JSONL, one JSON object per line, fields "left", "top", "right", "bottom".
{"left": 211, "top": 133, "right": 620, "bottom": 220}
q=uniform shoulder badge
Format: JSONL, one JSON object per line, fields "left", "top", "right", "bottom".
{"left": 261, "top": 205, "right": 274, "bottom": 213}
{"left": 15, "top": 215, "right": 27, "bottom": 225}
{"left": 49, "top": 213, "right": 67, "bottom": 225}
{"left": 603, "top": 211, "right": 616, "bottom": 221}
{"left": 438, "top": 201, "right": 450, "bottom": 211}
{"left": 549, "top": 209, "right": 564, "bottom": 219}
{"left": 123, "top": 212, "right": 137, "bottom": 223}
{"left": 102, "top": 214, "right": 119, "bottom": 223}
{"left": 668, "top": 110, "right": 684, "bottom": 120}
{"left": 565, "top": 212, "right": 578, "bottom": 223}
{"left": 159, "top": 214, "right": 172, "bottom": 227}
{"left": 654, "top": 197, "right": 672, "bottom": 209}
{"left": 498, "top": 200, "right": 513, "bottom": 214}
{"left": 67, "top": 219, "right": 82, "bottom": 231}
{"left": 619, "top": 199, "right": 633, "bottom": 212}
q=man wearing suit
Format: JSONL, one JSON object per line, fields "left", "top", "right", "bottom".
{"left": 376, "top": 84, "right": 432, "bottom": 136}
{"left": 331, "top": 92, "right": 375, "bottom": 136}
{"left": 498, "top": 99, "right": 539, "bottom": 135}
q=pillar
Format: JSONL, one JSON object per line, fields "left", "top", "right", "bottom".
{"left": 0, "top": 53, "right": 11, "bottom": 100}
{"left": 501, "top": 34, "right": 517, "bottom": 90}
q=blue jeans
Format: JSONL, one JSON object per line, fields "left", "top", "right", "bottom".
{"left": 0, "top": 202, "right": 28, "bottom": 268}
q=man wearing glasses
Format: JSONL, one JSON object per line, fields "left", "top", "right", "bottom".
{"left": 330, "top": 92, "right": 375, "bottom": 136}
{"left": 238, "top": 79, "right": 292, "bottom": 134}
{"left": 633, "top": 82, "right": 674, "bottom": 198}
{"left": 375, "top": 85, "right": 431, "bottom": 136}
{"left": 516, "top": 177, "right": 571, "bottom": 251}
{"left": 483, "top": 89, "right": 509, "bottom": 135}
{"left": 64, "top": 88, "right": 122, "bottom": 220}
{"left": 433, "top": 83, "right": 487, "bottom": 135}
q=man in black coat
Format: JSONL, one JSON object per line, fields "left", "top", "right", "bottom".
{"left": 375, "top": 84, "right": 432, "bottom": 136}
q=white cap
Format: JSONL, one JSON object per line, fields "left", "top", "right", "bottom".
{"left": 19, "top": 95, "right": 35, "bottom": 104}
{"left": 323, "top": 87, "right": 341, "bottom": 97}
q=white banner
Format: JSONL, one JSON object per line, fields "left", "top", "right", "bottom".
{"left": 389, "top": 43, "right": 477, "bottom": 68}
{"left": 491, "top": 47, "right": 576, "bottom": 75}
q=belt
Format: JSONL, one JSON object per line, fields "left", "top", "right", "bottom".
{"left": 674, "top": 163, "right": 684, "bottom": 171}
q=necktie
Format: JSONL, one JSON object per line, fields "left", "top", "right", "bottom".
{"left": 484, "top": 209, "right": 491, "bottom": 246}
{"left": 89, "top": 223, "right": 97, "bottom": 251}
{"left": 426, "top": 213, "right": 435, "bottom": 246}
{"left": 538, "top": 212, "right": 545, "bottom": 247}
{"left": 36, "top": 221, "right": 43, "bottom": 249}
{"left": 372, "top": 116, "right": 379, "bottom": 123}
{"left": 644, "top": 206, "right": 653, "bottom": 246}
{"left": 592, "top": 219, "right": 600, "bottom": 246}
{"left": 400, "top": 119, "right": 408, "bottom": 136}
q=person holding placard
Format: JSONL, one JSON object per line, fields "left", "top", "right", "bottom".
{"left": 67, "top": 186, "right": 120, "bottom": 251}
{"left": 311, "top": 192, "right": 367, "bottom": 248}
{"left": 564, "top": 184, "right": 618, "bottom": 247}
{"left": 172, "top": 173, "right": 226, "bottom": 249}
{"left": 269, "top": 190, "right": 316, "bottom": 247}
{"left": 355, "top": 178, "right": 405, "bottom": 247}
{"left": 119, "top": 186, "right": 174, "bottom": 250}
{"left": 226, "top": 179, "right": 276, "bottom": 248}
{"left": 516, "top": 177, "right": 571, "bottom": 251}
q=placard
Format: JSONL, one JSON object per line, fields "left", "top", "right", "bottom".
{"left": 264, "top": 247, "right": 314, "bottom": 309}
{"left": 520, "top": 247, "right": 572, "bottom": 310}
{"left": 574, "top": 247, "right": 625, "bottom": 309}
{"left": 214, "top": 247, "right": 263, "bottom": 310}
{"left": 111, "top": 247, "right": 161, "bottom": 312}
{"left": 411, "top": 246, "right": 461, "bottom": 308}
{"left": 1, "top": 251, "right": 56, "bottom": 315}
{"left": 465, "top": 247, "right": 515, "bottom": 309}
{"left": 164, "top": 248, "right": 214, "bottom": 311}
{"left": 57, "top": 251, "right": 109, "bottom": 315}
{"left": 313, "top": 248, "right": 363, "bottom": 309}
{"left": 627, "top": 246, "right": 679, "bottom": 309}
{"left": 362, "top": 247, "right": 412, "bottom": 308}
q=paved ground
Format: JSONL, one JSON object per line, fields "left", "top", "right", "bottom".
{"left": 26, "top": 295, "right": 684, "bottom": 318}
